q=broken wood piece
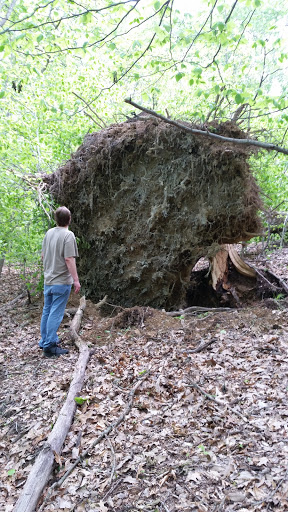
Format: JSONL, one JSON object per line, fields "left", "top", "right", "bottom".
{"left": 14, "top": 297, "right": 90, "bottom": 512}
{"left": 64, "top": 307, "right": 78, "bottom": 317}
{"left": 211, "top": 246, "right": 229, "bottom": 290}
{"left": 227, "top": 244, "right": 256, "bottom": 278}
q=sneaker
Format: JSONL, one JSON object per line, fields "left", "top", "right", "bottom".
{"left": 43, "top": 347, "right": 69, "bottom": 358}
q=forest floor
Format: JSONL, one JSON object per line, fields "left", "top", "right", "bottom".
{"left": 0, "top": 246, "right": 288, "bottom": 512}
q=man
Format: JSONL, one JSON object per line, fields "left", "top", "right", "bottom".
{"left": 39, "top": 206, "right": 81, "bottom": 358}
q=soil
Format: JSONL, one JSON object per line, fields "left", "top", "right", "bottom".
{"left": 46, "top": 118, "right": 262, "bottom": 309}
{"left": 0, "top": 247, "right": 288, "bottom": 511}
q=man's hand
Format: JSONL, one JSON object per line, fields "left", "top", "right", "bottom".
{"left": 74, "top": 279, "right": 81, "bottom": 293}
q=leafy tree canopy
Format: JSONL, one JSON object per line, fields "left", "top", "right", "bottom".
{"left": 0, "top": 0, "right": 287, "bottom": 264}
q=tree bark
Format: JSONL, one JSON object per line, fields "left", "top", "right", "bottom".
{"left": 0, "top": 257, "right": 4, "bottom": 276}
{"left": 13, "top": 297, "right": 90, "bottom": 512}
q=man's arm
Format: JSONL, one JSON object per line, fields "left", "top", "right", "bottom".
{"left": 65, "top": 257, "right": 81, "bottom": 293}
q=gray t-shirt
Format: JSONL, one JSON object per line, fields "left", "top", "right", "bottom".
{"left": 42, "top": 227, "right": 79, "bottom": 285}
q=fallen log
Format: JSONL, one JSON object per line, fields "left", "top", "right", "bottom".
{"left": 13, "top": 297, "right": 90, "bottom": 512}
{"left": 38, "top": 371, "right": 150, "bottom": 511}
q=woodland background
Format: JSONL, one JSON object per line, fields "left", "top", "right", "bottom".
{"left": 0, "top": 0, "right": 288, "bottom": 276}
{"left": 1, "top": 2, "right": 288, "bottom": 511}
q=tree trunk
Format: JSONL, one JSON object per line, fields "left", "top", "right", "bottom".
{"left": 0, "top": 257, "right": 5, "bottom": 276}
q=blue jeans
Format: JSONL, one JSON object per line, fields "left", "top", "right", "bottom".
{"left": 39, "top": 284, "right": 71, "bottom": 350}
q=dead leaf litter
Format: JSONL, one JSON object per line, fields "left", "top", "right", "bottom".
{"left": 0, "top": 249, "right": 288, "bottom": 511}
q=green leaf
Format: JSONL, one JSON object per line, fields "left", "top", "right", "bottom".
{"left": 37, "top": 34, "right": 43, "bottom": 43}
{"left": 74, "top": 396, "right": 87, "bottom": 405}
{"left": 154, "top": 1, "right": 161, "bottom": 9}
{"left": 214, "top": 22, "right": 225, "bottom": 32}
{"left": 7, "top": 469, "right": 16, "bottom": 476}
{"left": 0, "top": 91, "right": 5, "bottom": 99}
{"left": 193, "top": 67, "right": 202, "bottom": 77}
{"left": 109, "top": 42, "right": 116, "bottom": 50}
{"left": 0, "top": 45, "right": 4, "bottom": 52}
{"left": 142, "top": 92, "right": 150, "bottom": 102}
{"left": 254, "top": 0, "right": 261, "bottom": 6}
{"left": 81, "top": 12, "right": 92, "bottom": 24}
{"left": 235, "top": 93, "right": 243, "bottom": 104}
{"left": 175, "top": 72, "right": 185, "bottom": 82}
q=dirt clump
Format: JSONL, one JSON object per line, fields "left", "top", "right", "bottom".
{"left": 45, "top": 118, "right": 262, "bottom": 309}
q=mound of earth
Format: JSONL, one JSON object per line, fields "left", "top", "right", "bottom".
{"left": 45, "top": 118, "right": 262, "bottom": 309}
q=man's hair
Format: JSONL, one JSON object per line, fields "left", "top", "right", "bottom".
{"left": 54, "top": 206, "right": 71, "bottom": 227}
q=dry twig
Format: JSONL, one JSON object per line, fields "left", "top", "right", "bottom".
{"left": 188, "top": 381, "right": 249, "bottom": 423}
{"left": 183, "top": 339, "right": 216, "bottom": 353}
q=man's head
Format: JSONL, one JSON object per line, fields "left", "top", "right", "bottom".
{"left": 54, "top": 206, "right": 71, "bottom": 227}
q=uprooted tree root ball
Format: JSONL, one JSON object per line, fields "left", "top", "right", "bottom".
{"left": 45, "top": 117, "right": 262, "bottom": 309}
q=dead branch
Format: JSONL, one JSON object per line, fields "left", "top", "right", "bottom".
{"left": 84, "top": 111, "right": 103, "bottom": 129}
{"left": 160, "top": 501, "right": 171, "bottom": 512}
{"left": 39, "top": 371, "right": 149, "bottom": 510}
{"left": 264, "top": 269, "right": 288, "bottom": 295}
{"left": 167, "top": 306, "right": 233, "bottom": 317}
{"left": 253, "top": 267, "right": 282, "bottom": 292}
{"left": 0, "top": 291, "right": 26, "bottom": 312}
{"left": 14, "top": 297, "right": 90, "bottom": 512}
{"left": 251, "top": 464, "right": 288, "bottom": 506}
{"left": 188, "top": 381, "right": 249, "bottom": 423}
{"left": 183, "top": 339, "right": 216, "bottom": 353}
{"left": 88, "top": 1, "right": 171, "bottom": 105}
{"left": 106, "top": 437, "right": 116, "bottom": 486}
{"left": 73, "top": 91, "right": 107, "bottom": 128}
{"left": 124, "top": 98, "right": 288, "bottom": 156}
